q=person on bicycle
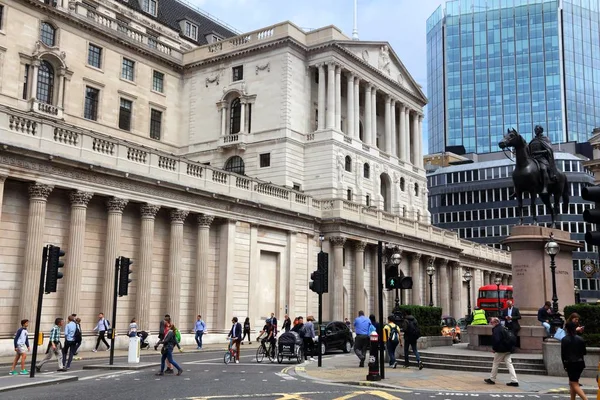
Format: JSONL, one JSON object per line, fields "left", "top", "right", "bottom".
{"left": 227, "top": 317, "right": 242, "bottom": 363}
{"left": 257, "top": 320, "right": 276, "bottom": 357}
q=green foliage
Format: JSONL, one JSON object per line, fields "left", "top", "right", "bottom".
{"left": 395, "top": 305, "right": 442, "bottom": 336}
{"left": 563, "top": 304, "right": 600, "bottom": 345}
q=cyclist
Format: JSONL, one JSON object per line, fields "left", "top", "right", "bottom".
{"left": 257, "top": 320, "right": 276, "bottom": 357}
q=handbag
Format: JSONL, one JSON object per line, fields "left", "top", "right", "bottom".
{"left": 160, "top": 346, "right": 167, "bottom": 355}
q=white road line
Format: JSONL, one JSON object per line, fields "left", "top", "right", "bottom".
{"left": 79, "top": 370, "right": 139, "bottom": 381}
{"left": 274, "top": 372, "right": 296, "bottom": 381}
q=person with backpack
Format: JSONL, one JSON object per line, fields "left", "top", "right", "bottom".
{"left": 401, "top": 310, "right": 423, "bottom": 370}
{"left": 73, "top": 317, "right": 83, "bottom": 355}
{"left": 383, "top": 315, "right": 401, "bottom": 368}
{"left": 155, "top": 322, "right": 183, "bottom": 376}
{"left": 92, "top": 312, "right": 110, "bottom": 352}
{"left": 484, "top": 317, "right": 519, "bottom": 387}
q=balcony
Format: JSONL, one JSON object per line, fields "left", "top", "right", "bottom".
{"left": 30, "top": 99, "right": 63, "bottom": 119}
{"left": 218, "top": 133, "right": 248, "bottom": 151}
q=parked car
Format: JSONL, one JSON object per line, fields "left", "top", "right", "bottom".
{"left": 441, "top": 315, "right": 462, "bottom": 343}
{"left": 314, "top": 321, "right": 354, "bottom": 355}
{"left": 457, "top": 317, "right": 468, "bottom": 332}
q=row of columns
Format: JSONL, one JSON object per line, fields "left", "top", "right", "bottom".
{"left": 14, "top": 181, "right": 214, "bottom": 332}
{"left": 483, "top": 271, "right": 512, "bottom": 286}
{"left": 315, "top": 62, "right": 424, "bottom": 168}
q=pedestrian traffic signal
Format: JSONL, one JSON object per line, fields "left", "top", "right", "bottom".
{"left": 385, "top": 264, "right": 399, "bottom": 289}
{"left": 583, "top": 185, "right": 600, "bottom": 247}
{"left": 309, "top": 269, "right": 323, "bottom": 294}
{"left": 318, "top": 251, "right": 329, "bottom": 294}
{"left": 45, "top": 245, "right": 65, "bottom": 294}
{"left": 118, "top": 256, "right": 133, "bottom": 297}
{"left": 399, "top": 276, "right": 413, "bottom": 290}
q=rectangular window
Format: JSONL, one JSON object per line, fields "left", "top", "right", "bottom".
{"left": 292, "top": 183, "right": 301, "bottom": 191}
{"left": 84, "top": 86, "right": 100, "bottom": 121}
{"left": 247, "top": 103, "right": 251, "bottom": 133}
{"left": 152, "top": 71, "right": 164, "bottom": 93}
{"left": 149, "top": 109, "right": 162, "bottom": 140}
{"left": 148, "top": 35, "right": 158, "bottom": 49}
{"left": 22, "top": 64, "right": 29, "bottom": 100}
{"left": 119, "top": 98, "right": 132, "bottom": 131}
{"left": 259, "top": 153, "right": 270, "bottom": 168}
{"left": 232, "top": 65, "right": 243, "bottom": 82}
{"left": 347, "top": 189, "right": 352, "bottom": 201}
{"left": 121, "top": 58, "right": 135, "bottom": 81}
{"left": 87, "top": 44, "right": 102, "bottom": 69}
{"left": 184, "top": 21, "right": 198, "bottom": 40}
{"left": 0, "top": 5, "right": 4, "bottom": 30}
{"left": 142, "top": 0, "right": 157, "bottom": 16}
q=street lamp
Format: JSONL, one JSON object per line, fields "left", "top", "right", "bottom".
{"left": 494, "top": 276, "right": 502, "bottom": 316}
{"left": 390, "top": 252, "right": 402, "bottom": 309}
{"left": 426, "top": 264, "right": 435, "bottom": 307}
{"left": 544, "top": 239, "right": 561, "bottom": 316}
{"left": 463, "top": 269, "right": 473, "bottom": 316}
{"left": 574, "top": 285, "right": 581, "bottom": 304}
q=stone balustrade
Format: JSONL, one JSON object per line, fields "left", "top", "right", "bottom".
{"left": 0, "top": 108, "right": 511, "bottom": 266}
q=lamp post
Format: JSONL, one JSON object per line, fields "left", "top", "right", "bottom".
{"left": 574, "top": 285, "right": 581, "bottom": 304}
{"left": 463, "top": 269, "right": 473, "bottom": 316}
{"left": 545, "top": 238, "right": 564, "bottom": 330}
{"left": 494, "top": 276, "right": 502, "bottom": 317}
{"left": 426, "top": 264, "right": 435, "bottom": 307}
{"left": 391, "top": 252, "right": 402, "bottom": 311}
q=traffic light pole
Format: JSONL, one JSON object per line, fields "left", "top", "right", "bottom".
{"left": 109, "top": 257, "right": 119, "bottom": 366}
{"left": 377, "top": 241, "right": 385, "bottom": 380}
{"left": 30, "top": 246, "right": 49, "bottom": 378}
{"left": 317, "top": 291, "right": 322, "bottom": 368}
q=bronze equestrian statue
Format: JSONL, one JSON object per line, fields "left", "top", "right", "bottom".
{"left": 498, "top": 126, "right": 569, "bottom": 228}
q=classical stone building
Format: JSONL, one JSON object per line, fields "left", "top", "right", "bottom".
{"left": 0, "top": 0, "right": 511, "bottom": 350}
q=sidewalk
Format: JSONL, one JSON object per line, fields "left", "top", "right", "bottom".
{"left": 297, "top": 353, "right": 597, "bottom": 394}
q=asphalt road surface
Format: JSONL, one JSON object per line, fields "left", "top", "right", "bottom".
{"left": 9, "top": 350, "right": 571, "bottom": 400}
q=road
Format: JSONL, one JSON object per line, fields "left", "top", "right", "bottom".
{"left": 7, "top": 350, "right": 570, "bottom": 400}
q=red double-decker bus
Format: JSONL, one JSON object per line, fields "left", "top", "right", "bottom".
{"left": 477, "top": 285, "right": 513, "bottom": 317}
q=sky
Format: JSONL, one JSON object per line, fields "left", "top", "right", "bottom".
{"left": 188, "top": 0, "right": 444, "bottom": 151}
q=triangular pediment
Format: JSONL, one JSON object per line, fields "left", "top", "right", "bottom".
{"left": 336, "top": 41, "right": 426, "bottom": 103}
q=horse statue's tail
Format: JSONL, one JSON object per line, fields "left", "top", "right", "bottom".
{"left": 562, "top": 174, "right": 570, "bottom": 214}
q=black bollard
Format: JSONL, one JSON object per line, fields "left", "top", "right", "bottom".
{"left": 366, "top": 331, "right": 381, "bottom": 381}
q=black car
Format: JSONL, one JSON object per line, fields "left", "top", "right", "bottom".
{"left": 315, "top": 321, "right": 354, "bottom": 355}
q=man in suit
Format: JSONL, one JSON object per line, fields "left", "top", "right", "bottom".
{"left": 501, "top": 300, "right": 521, "bottom": 334}
{"left": 228, "top": 317, "right": 242, "bottom": 363}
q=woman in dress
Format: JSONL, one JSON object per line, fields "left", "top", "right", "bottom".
{"left": 561, "top": 321, "right": 587, "bottom": 400}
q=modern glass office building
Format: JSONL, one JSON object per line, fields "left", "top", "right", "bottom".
{"left": 427, "top": 0, "right": 600, "bottom": 155}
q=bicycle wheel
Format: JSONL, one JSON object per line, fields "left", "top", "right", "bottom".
{"left": 268, "top": 345, "right": 277, "bottom": 363}
{"left": 224, "top": 351, "right": 232, "bottom": 365}
{"left": 256, "top": 345, "right": 265, "bottom": 363}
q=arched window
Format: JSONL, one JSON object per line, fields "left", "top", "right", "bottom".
{"left": 344, "top": 155, "right": 352, "bottom": 172}
{"left": 359, "top": 122, "right": 364, "bottom": 142}
{"left": 229, "top": 98, "right": 241, "bottom": 135}
{"left": 37, "top": 61, "right": 55, "bottom": 105}
{"left": 414, "top": 183, "right": 419, "bottom": 196}
{"left": 363, "top": 163, "right": 370, "bottom": 179}
{"left": 400, "top": 177, "right": 405, "bottom": 192}
{"left": 224, "top": 156, "right": 245, "bottom": 175}
{"left": 40, "top": 22, "right": 56, "bottom": 47}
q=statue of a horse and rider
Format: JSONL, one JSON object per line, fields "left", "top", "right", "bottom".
{"left": 498, "top": 125, "right": 569, "bottom": 228}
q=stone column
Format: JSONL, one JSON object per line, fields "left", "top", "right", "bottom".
{"left": 0, "top": 175, "right": 7, "bottom": 223}
{"left": 483, "top": 270, "right": 489, "bottom": 287}
{"left": 167, "top": 209, "right": 188, "bottom": 324}
{"left": 196, "top": 214, "right": 214, "bottom": 320}
{"left": 239, "top": 100, "right": 246, "bottom": 133}
{"left": 326, "top": 62, "right": 335, "bottom": 129}
{"left": 20, "top": 183, "right": 53, "bottom": 327}
{"left": 412, "top": 112, "right": 419, "bottom": 165}
{"left": 218, "top": 220, "right": 236, "bottom": 329}
{"left": 31, "top": 60, "right": 40, "bottom": 100}
{"left": 438, "top": 259, "right": 450, "bottom": 315}
{"left": 354, "top": 241, "right": 367, "bottom": 315}
{"left": 502, "top": 274, "right": 508, "bottom": 286}
{"left": 136, "top": 204, "right": 160, "bottom": 332}
{"left": 346, "top": 73, "right": 354, "bottom": 137}
{"left": 371, "top": 88, "right": 377, "bottom": 147}
{"left": 57, "top": 68, "right": 66, "bottom": 109}
{"left": 390, "top": 100, "right": 397, "bottom": 157}
{"left": 364, "top": 85, "right": 372, "bottom": 145}
{"left": 399, "top": 105, "right": 407, "bottom": 162}
{"left": 354, "top": 77, "right": 360, "bottom": 140}
{"left": 411, "top": 253, "right": 422, "bottom": 305}
{"left": 330, "top": 237, "right": 346, "bottom": 321}
{"left": 384, "top": 96, "right": 391, "bottom": 154}
{"left": 317, "top": 64, "right": 326, "bottom": 131}
{"left": 335, "top": 65, "right": 341, "bottom": 131}
{"left": 417, "top": 114, "right": 424, "bottom": 168}
{"left": 220, "top": 104, "right": 227, "bottom": 136}
{"left": 101, "top": 198, "right": 128, "bottom": 317}
{"left": 404, "top": 107, "right": 411, "bottom": 162}
{"left": 62, "top": 190, "right": 93, "bottom": 317}
{"left": 451, "top": 262, "right": 462, "bottom": 318}
{"left": 508, "top": 275, "right": 513, "bottom": 286}
{"left": 372, "top": 247, "right": 379, "bottom": 314}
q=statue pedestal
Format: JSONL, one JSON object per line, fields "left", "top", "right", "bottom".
{"left": 502, "top": 226, "right": 578, "bottom": 327}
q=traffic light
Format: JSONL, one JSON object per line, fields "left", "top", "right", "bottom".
{"left": 399, "top": 276, "right": 413, "bottom": 290}
{"left": 583, "top": 185, "right": 600, "bottom": 247}
{"left": 45, "top": 245, "right": 65, "bottom": 294}
{"left": 309, "top": 269, "right": 322, "bottom": 294}
{"left": 118, "top": 257, "right": 133, "bottom": 297}
{"left": 318, "top": 251, "right": 329, "bottom": 294}
{"left": 385, "top": 264, "right": 399, "bottom": 289}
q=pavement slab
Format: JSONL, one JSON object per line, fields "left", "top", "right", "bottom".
{"left": 0, "top": 373, "right": 78, "bottom": 393}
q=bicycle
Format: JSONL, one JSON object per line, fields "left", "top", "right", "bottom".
{"left": 255, "top": 335, "right": 277, "bottom": 363}
{"left": 224, "top": 338, "right": 238, "bottom": 365}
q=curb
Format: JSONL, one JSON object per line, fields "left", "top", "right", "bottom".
{"left": 0, "top": 375, "right": 78, "bottom": 393}
{"left": 83, "top": 362, "right": 160, "bottom": 370}
{"left": 544, "top": 388, "right": 598, "bottom": 395}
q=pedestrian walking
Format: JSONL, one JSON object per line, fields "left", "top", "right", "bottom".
{"left": 302, "top": 316, "right": 316, "bottom": 361}
{"left": 36, "top": 318, "right": 66, "bottom": 372}
{"left": 369, "top": 314, "right": 379, "bottom": 333}
{"left": 501, "top": 300, "right": 521, "bottom": 334}
{"left": 344, "top": 318, "right": 352, "bottom": 332}
{"left": 538, "top": 301, "right": 552, "bottom": 337}
{"left": 62, "top": 315, "right": 77, "bottom": 370}
{"left": 566, "top": 313, "right": 585, "bottom": 335}
{"left": 92, "top": 312, "right": 110, "bottom": 352}
{"left": 484, "top": 317, "right": 519, "bottom": 386}
{"left": 73, "top": 317, "right": 83, "bottom": 355}
{"left": 282, "top": 314, "right": 292, "bottom": 332}
{"left": 353, "top": 310, "right": 371, "bottom": 367}
{"left": 129, "top": 318, "right": 138, "bottom": 337}
{"left": 241, "top": 317, "right": 251, "bottom": 344}
{"left": 228, "top": 317, "right": 242, "bottom": 363}
{"left": 155, "top": 314, "right": 170, "bottom": 349}
{"left": 9, "top": 319, "right": 30, "bottom": 375}
{"left": 155, "top": 322, "right": 183, "bottom": 376}
{"left": 383, "top": 315, "right": 401, "bottom": 368}
{"left": 561, "top": 321, "right": 587, "bottom": 400}
{"left": 401, "top": 310, "right": 423, "bottom": 369}
{"left": 270, "top": 312, "right": 278, "bottom": 335}
{"left": 194, "top": 315, "right": 206, "bottom": 349}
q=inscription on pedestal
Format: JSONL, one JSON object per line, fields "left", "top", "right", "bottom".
{"left": 514, "top": 264, "right": 528, "bottom": 277}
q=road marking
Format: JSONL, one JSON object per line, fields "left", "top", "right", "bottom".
{"left": 333, "top": 390, "right": 403, "bottom": 400}
{"left": 79, "top": 371, "right": 139, "bottom": 381}
{"left": 275, "top": 372, "right": 296, "bottom": 381}
{"left": 180, "top": 391, "right": 368, "bottom": 400}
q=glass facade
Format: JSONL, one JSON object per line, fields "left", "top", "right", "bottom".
{"left": 427, "top": 0, "right": 600, "bottom": 155}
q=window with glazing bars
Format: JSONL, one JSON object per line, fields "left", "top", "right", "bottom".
{"left": 84, "top": 86, "right": 100, "bottom": 120}
{"left": 22, "top": 64, "right": 29, "bottom": 100}
{"left": 37, "top": 61, "right": 54, "bottom": 104}
{"left": 87, "top": 44, "right": 102, "bottom": 68}
{"left": 0, "top": 5, "right": 4, "bottom": 30}
{"left": 152, "top": 71, "right": 164, "bottom": 93}
{"left": 150, "top": 109, "right": 162, "bottom": 140}
{"left": 40, "top": 22, "right": 56, "bottom": 46}
{"left": 119, "top": 98, "right": 132, "bottom": 131}
{"left": 142, "top": 0, "right": 157, "bottom": 15}
{"left": 121, "top": 58, "right": 135, "bottom": 81}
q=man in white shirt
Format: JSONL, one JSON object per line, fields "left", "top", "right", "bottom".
{"left": 92, "top": 313, "right": 111, "bottom": 352}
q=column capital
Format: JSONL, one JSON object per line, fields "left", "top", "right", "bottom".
{"left": 106, "top": 197, "right": 128, "bottom": 213}
{"left": 0, "top": 175, "right": 6, "bottom": 183}
{"left": 450, "top": 260, "right": 461, "bottom": 269}
{"left": 197, "top": 214, "right": 215, "bottom": 227}
{"left": 365, "top": 83, "right": 372, "bottom": 91}
{"left": 28, "top": 183, "right": 53, "bottom": 201}
{"left": 140, "top": 204, "right": 160, "bottom": 219}
{"left": 411, "top": 252, "right": 423, "bottom": 262}
{"left": 69, "top": 190, "right": 93, "bottom": 207}
{"left": 335, "top": 64, "right": 342, "bottom": 73}
{"left": 354, "top": 241, "right": 368, "bottom": 252}
{"left": 329, "top": 236, "right": 346, "bottom": 247}
{"left": 438, "top": 258, "right": 449, "bottom": 267}
{"left": 385, "top": 95, "right": 391, "bottom": 104}
{"left": 170, "top": 209, "right": 189, "bottom": 223}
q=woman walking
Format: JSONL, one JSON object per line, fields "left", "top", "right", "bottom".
{"left": 303, "top": 316, "right": 316, "bottom": 361}
{"left": 155, "top": 322, "right": 183, "bottom": 376}
{"left": 561, "top": 322, "right": 587, "bottom": 400}
{"left": 241, "top": 317, "right": 251, "bottom": 344}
